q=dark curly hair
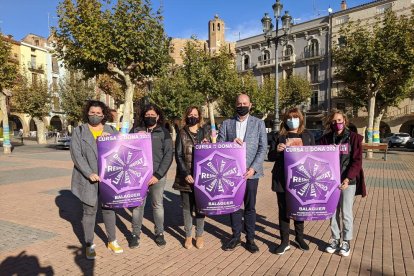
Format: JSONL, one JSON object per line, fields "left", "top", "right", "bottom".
{"left": 82, "top": 100, "right": 113, "bottom": 125}
{"left": 139, "top": 104, "right": 165, "bottom": 127}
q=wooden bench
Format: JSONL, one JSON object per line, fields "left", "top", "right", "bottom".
{"left": 362, "top": 143, "right": 388, "bottom": 161}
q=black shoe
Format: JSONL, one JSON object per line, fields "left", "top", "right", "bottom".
{"left": 293, "top": 237, "right": 309, "bottom": 251}
{"left": 223, "top": 237, "right": 241, "bottom": 251}
{"left": 128, "top": 234, "right": 139, "bottom": 249}
{"left": 245, "top": 239, "right": 259, "bottom": 253}
{"left": 274, "top": 243, "right": 291, "bottom": 255}
{"left": 155, "top": 233, "right": 166, "bottom": 247}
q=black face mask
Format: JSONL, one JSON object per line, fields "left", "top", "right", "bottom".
{"left": 236, "top": 106, "right": 250, "bottom": 116}
{"left": 144, "top": 117, "right": 157, "bottom": 127}
{"left": 186, "top": 117, "right": 199, "bottom": 126}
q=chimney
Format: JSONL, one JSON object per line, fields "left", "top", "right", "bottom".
{"left": 341, "top": 0, "right": 347, "bottom": 11}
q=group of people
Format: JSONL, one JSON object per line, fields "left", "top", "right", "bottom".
{"left": 70, "top": 94, "right": 365, "bottom": 260}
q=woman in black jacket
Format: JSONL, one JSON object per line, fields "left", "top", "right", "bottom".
{"left": 268, "top": 107, "right": 315, "bottom": 255}
{"left": 128, "top": 104, "right": 173, "bottom": 249}
{"left": 173, "top": 106, "right": 210, "bottom": 249}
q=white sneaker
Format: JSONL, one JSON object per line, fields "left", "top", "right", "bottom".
{"left": 339, "top": 241, "right": 351, "bottom": 257}
{"left": 326, "top": 239, "right": 340, "bottom": 254}
{"left": 86, "top": 244, "right": 96, "bottom": 260}
{"left": 108, "top": 240, "right": 123, "bottom": 254}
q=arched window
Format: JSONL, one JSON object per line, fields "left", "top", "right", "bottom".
{"left": 218, "top": 23, "right": 221, "bottom": 31}
{"left": 243, "top": 55, "right": 250, "bottom": 70}
{"left": 309, "top": 39, "right": 319, "bottom": 57}
{"left": 262, "top": 50, "right": 271, "bottom": 65}
{"left": 285, "top": 45, "right": 293, "bottom": 56}
{"left": 212, "top": 23, "right": 215, "bottom": 32}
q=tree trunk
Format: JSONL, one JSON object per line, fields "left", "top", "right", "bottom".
{"left": 208, "top": 101, "right": 216, "bottom": 143}
{"left": 366, "top": 90, "right": 377, "bottom": 158}
{"left": 121, "top": 74, "right": 135, "bottom": 134}
{"left": 33, "top": 117, "right": 47, "bottom": 144}
{"left": 0, "top": 93, "right": 12, "bottom": 154}
{"left": 373, "top": 108, "right": 385, "bottom": 144}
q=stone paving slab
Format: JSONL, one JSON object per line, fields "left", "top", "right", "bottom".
{"left": 0, "top": 145, "right": 413, "bottom": 275}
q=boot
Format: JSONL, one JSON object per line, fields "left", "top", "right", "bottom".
{"left": 195, "top": 236, "right": 204, "bottom": 249}
{"left": 184, "top": 237, "right": 193, "bottom": 249}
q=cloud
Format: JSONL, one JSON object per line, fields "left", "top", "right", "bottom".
{"left": 225, "top": 20, "right": 263, "bottom": 42}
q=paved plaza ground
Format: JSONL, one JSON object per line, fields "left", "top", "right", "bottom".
{"left": 0, "top": 144, "right": 413, "bottom": 275}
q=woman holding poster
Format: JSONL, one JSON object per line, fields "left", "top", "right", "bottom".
{"left": 319, "top": 109, "right": 365, "bottom": 257}
{"left": 70, "top": 100, "right": 123, "bottom": 260}
{"left": 268, "top": 107, "right": 315, "bottom": 255}
{"left": 173, "top": 106, "right": 210, "bottom": 249}
{"left": 129, "top": 104, "right": 173, "bottom": 249}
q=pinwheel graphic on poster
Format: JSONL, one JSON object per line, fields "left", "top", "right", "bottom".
{"left": 97, "top": 133, "right": 153, "bottom": 208}
{"left": 194, "top": 142, "right": 246, "bottom": 215}
{"left": 284, "top": 145, "right": 341, "bottom": 221}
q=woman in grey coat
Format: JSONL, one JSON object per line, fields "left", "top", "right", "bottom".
{"left": 70, "top": 100, "right": 123, "bottom": 260}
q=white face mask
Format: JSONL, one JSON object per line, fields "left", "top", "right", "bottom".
{"left": 286, "top": 118, "right": 300, "bottom": 129}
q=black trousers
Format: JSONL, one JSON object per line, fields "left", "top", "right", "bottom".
{"left": 276, "top": 192, "right": 304, "bottom": 244}
{"left": 230, "top": 178, "right": 259, "bottom": 241}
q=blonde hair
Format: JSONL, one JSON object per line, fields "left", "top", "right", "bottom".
{"left": 181, "top": 106, "right": 204, "bottom": 127}
{"left": 279, "top": 107, "right": 305, "bottom": 136}
{"left": 324, "top": 108, "right": 349, "bottom": 132}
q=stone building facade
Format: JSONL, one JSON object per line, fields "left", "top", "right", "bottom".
{"left": 235, "top": 0, "right": 414, "bottom": 137}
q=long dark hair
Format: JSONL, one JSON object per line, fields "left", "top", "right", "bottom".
{"left": 82, "top": 100, "right": 112, "bottom": 124}
{"left": 139, "top": 104, "right": 165, "bottom": 127}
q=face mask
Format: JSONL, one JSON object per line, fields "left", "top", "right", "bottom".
{"left": 144, "top": 117, "right": 157, "bottom": 127}
{"left": 236, "top": 106, "right": 250, "bottom": 116}
{"left": 331, "top": 122, "right": 345, "bottom": 132}
{"left": 186, "top": 117, "right": 199, "bottom": 126}
{"left": 286, "top": 118, "right": 300, "bottom": 130}
{"left": 88, "top": 115, "right": 104, "bottom": 126}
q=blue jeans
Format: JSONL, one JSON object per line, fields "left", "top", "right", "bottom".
{"left": 331, "top": 184, "right": 356, "bottom": 241}
{"left": 131, "top": 177, "right": 166, "bottom": 236}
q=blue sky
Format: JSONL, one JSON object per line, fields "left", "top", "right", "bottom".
{"left": 0, "top": 0, "right": 369, "bottom": 41}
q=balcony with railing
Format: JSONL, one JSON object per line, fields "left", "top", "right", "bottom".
{"left": 279, "top": 54, "right": 296, "bottom": 66}
{"left": 298, "top": 48, "right": 325, "bottom": 61}
{"left": 27, "top": 61, "right": 45, "bottom": 73}
{"left": 256, "top": 58, "right": 275, "bottom": 69}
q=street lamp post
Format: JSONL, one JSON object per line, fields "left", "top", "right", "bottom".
{"left": 262, "top": 0, "right": 292, "bottom": 132}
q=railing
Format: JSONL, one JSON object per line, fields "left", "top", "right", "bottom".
{"left": 280, "top": 54, "right": 295, "bottom": 63}
{"left": 256, "top": 58, "right": 275, "bottom": 68}
{"left": 298, "top": 49, "right": 325, "bottom": 60}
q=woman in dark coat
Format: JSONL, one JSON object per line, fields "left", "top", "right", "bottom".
{"left": 173, "top": 106, "right": 210, "bottom": 249}
{"left": 268, "top": 107, "right": 315, "bottom": 255}
{"left": 319, "top": 109, "right": 366, "bottom": 257}
{"left": 128, "top": 104, "right": 173, "bottom": 249}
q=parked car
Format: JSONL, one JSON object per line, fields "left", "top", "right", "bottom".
{"left": 384, "top": 133, "right": 411, "bottom": 147}
{"left": 405, "top": 137, "right": 414, "bottom": 149}
{"left": 56, "top": 137, "right": 71, "bottom": 149}
{"left": 380, "top": 133, "right": 394, "bottom": 143}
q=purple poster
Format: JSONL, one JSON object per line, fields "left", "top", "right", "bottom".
{"left": 284, "top": 145, "right": 341, "bottom": 221}
{"left": 194, "top": 142, "right": 246, "bottom": 215}
{"left": 97, "top": 133, "right": 153, "bottom": 208}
